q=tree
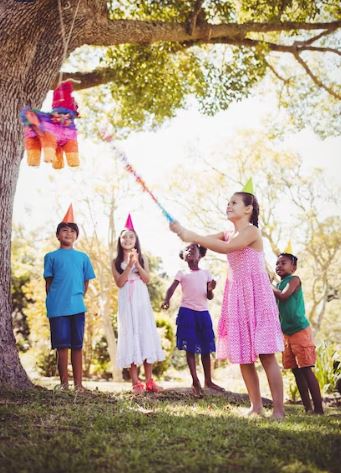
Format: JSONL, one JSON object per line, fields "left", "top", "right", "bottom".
{"left": 0, "top": 0, "right": 340, "bottom": 387}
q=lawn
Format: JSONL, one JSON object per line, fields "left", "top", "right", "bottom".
{"left": 0, "top": 387, "right": 340, "bottom": 473}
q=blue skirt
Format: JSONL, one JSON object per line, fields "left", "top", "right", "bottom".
{"left": 176, "top": 307, "right": 216, "bottom": 355}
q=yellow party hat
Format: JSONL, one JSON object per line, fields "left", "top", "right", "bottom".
{"left": 284, "top": 240, "right": 293, "bottom": 254}
{"left": 242, "top": 177, "right": 254, "bottom": 194}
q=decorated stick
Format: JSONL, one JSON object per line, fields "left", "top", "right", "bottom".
{"left": 102, "top": 132, "right": 175, "bottom": 223}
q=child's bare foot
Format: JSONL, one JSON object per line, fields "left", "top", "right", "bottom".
{"left": 270, "top": 409, "right": 285, "bottom": 421}
{"left": 74, "top": 384, "right": 88, "bottom": 393}
{"left": 205, "top": 381, "right": 225, "bottom": 392}
{"left": 191, "top": 382, "right": 204, "bottom": 396}
{"left": 246, "top": 407, "right": 265, "bottom": 417}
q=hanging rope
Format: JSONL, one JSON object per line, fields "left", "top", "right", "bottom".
{"left": 57, "top": 0, "right": 82, "bottom": 85}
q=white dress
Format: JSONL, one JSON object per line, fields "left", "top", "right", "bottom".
{"left": 116, "top": 262, "right": 165, "bottom": 369}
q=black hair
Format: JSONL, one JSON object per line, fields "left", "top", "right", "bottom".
{"left": 179, "top": 244, "right": 207, "bottom": 260}
{"left": 114, "top": 229, "right": 145, "bottom": 274}
{"left": 234, "top": 192, "right": 259, "bottom": 227}
{"left": 56, "top": 222, "right": 79, "bottom": 237}
{"left": 278, "top": 253, "right": 298, "bottom": 266}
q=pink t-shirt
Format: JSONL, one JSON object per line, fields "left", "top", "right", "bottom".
{"left": 175, "top": 269, "right": 212, "bottom": 312}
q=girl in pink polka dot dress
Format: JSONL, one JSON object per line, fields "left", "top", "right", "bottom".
{"left": 170, "top": 191, "right": 285, "bottom": 419}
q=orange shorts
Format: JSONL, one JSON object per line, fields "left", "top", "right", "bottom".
{"left": 282, "top": 326, "right": 316, "bottom": 369}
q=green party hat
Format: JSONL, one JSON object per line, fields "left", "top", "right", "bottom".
{"left": 242, "top": 177, "right": 254, "bottom": 194}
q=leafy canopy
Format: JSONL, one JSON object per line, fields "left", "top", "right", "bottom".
{"left": 77, "top": 0, "right": 340, "bottom": 136}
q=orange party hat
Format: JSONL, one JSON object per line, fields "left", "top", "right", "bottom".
{"left": 62, "top": 204, "right": 75, "bottom": 223}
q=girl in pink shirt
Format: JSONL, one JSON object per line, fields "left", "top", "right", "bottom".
{"left": 162, "top": 243, "right": 224, "bottom": 395}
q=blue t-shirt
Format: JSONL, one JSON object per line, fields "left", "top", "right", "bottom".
{"left": 44, "top": 248, "right": 96, "bottom": 318}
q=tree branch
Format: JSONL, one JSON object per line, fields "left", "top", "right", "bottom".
{"left": 84, "top": 18, "right": 341, "bottom": 47}
{"left": 55, "top": 16, "right": 341, "bottom": 93}
{"left": 264, "top": 59, "right": 291, "bottom": 84}
{"left": 52, "top": 69, "right": 120, "bottom": 90}
{"left": 293, "top": 52, "right": 341, "bottom": 100}
{"left": 186, "top": 0, "right": 206, "bottom": 36}
{"left": 208, "top": 37, "right": 341, "bottom": 56}
{"left": 294, "top": 27, "right": 338, "bottom": 46}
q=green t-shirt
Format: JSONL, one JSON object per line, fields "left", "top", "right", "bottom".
{"left": 276, "top": 275, "right": 309, "bottom": 335}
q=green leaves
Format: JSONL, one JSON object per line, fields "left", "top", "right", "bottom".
{"left": 80, "top": 42, "right": 268, "bottom": 134}
{"left": 108, "top": 0, "right": 236, "bottom": 22}
{"left": 199, "top": 46, "right": 267, "bottom": 115}
{"left": 88, "top": 43, "right": 205, "bottom": 132}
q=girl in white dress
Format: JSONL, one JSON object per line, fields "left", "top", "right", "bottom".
{"left": 112, "top": 218, "right": 165, "bottom": 393}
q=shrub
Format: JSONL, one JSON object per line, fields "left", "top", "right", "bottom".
{"left": 36, "top": 347, "right": 57, "bottom": 377}
{"left": 283, "top": 370, "right": 299, "bottom": 402}
{"left": 314, "top": 342, "right": 341, "bottom": 394}
{"left": 91, "top": 336, "right": 112, "bottom": 377}
{"left": 152, "top": 314, "right": 175, "bottom": 377}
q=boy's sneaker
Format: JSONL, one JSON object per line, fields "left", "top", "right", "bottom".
{"left": 132, "top": 381, "right": 145, "bottom": 394}
{"left": 145, "top": 378, "right": 161, "bottom": 393}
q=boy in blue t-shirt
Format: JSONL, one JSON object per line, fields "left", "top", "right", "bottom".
{"left": 44, "top": 221, "right": 95, "bottom": 391}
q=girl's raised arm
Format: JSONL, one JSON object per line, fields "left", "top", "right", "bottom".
{"left": 170, "top": 223, "right": 260, "bottom": 254}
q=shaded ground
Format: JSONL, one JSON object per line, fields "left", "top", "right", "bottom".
{"left": 0, "top": 385, "right": 340, "bottom": 473}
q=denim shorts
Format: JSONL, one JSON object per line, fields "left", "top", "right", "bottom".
{"left": 176, "top": 306, "right": 216, "bottom": 355}
{"left": 49, "top": 313, "right": 85, "bottom": 349}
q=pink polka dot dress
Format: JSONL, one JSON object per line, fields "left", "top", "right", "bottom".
{"left": 217, "top": 245, "right": 284, "bottom": 364}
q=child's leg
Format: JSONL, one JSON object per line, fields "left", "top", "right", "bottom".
{"left": 292, "top": 368, "right": 313, "bottom": 412}
{"left": 240, "top": 363, "right": 263, "bottom": 414}
{"left": 186, "top": 352, "right": 202, "bottom": 394}
{"left": 70, "top": 313, "right": 85, "bottom": 389}
{"left": 301, "top": 367, "right": 324, "bottom": 414}
{"left": 57, "top": 348, "right": 69, "bottom": 387}
{"left": 143, "top": 361, "right": 162, "bottom": 392}
{"left": 201, "top": 353, "right": 225, "bottom": 391}
{"left": 259, "top": 354, "right": 284, "bottom": 418}
{"left": 71, "top": 348, "right": 83, "bottom": 389}
{"left": 143, "top": 360, "right": 153, "bottom": 383}
{"left": 130, "top": 363, "right": 140, "bottom": 385}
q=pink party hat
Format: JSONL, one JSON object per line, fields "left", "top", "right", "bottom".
{"left": 124, "top": 213, "right": 135, "bottom": 231}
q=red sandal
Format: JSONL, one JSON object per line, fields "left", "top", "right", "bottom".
{"left": 145, "top": 378, "right": 161, "bottom": 393}
{"left": 132, "top": 381, "right": 145, "bottom": 394}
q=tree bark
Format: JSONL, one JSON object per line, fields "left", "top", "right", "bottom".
{"left": 0, "top": 0, "right": 78, "bottom": 387}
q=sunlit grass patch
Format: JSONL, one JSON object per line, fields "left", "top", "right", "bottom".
{"left": 0, "top": 387, "right": 340, "bottom": 473}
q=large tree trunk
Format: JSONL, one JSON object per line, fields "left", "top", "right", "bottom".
{"left": 0, "top": 1, "right": 79, "bottom": 387}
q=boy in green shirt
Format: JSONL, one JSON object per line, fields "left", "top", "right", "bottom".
{"left": 273, "top": 253, "right": 323, "bottom": 414}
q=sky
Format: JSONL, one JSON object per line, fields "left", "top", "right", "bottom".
{"left": 14, "top": 94, "right": 341, "bottom": 277}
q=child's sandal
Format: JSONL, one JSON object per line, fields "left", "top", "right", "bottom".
{"left": 132, "top": 381, "right": 145, "bottom": 394}
{"left": 145, "top": 378, "right": 161, "bottom": 393}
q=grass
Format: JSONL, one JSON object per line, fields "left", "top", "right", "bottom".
{"left": 0, "top": 387, "right": 340, "bottom": 473}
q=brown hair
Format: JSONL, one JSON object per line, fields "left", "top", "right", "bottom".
{"left": 56, "top": 222, "right": 79, "bottom": 237}
{"left": 114, "top": 229, "right": 145, "bottom": 274}
{"left": 234, "top": 192, "right": 259, "bottom": 227}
